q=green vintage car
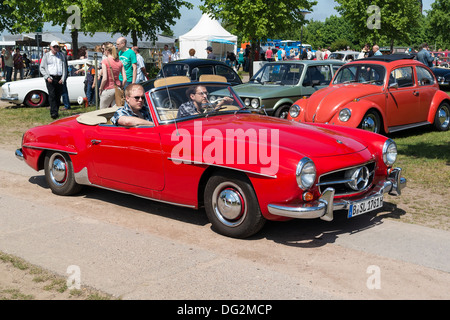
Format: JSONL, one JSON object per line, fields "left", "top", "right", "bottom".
{"left": 234, "top": 60, "right": 345, "bottom": 118}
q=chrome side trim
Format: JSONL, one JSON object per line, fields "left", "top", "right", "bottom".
{"left": 23, "top": 145, "right": 78, "bottom": 155}
{"left": 167, "top": 157, "right": 277, "bottom": 179}
{"left": 388, "top": 121, "right": 430, "bottom": 133}
{"left": 90, "top": 183, "right": 197, "bottom": 209}
{"left": 73, "top": 166, "right": 196, "bottom": 208}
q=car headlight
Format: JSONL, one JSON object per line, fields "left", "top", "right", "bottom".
{"left": 382, "top": 139, "right": 398, "bottom": 166}
{"left": 289, "top": 105, "right": 301, "bottom": 118}
{"left": 296, "top": 157, "right": 316, "bottom": 190}
{"left": 251, "top": 98, "right": 259, "bottom": 108}
{"left": 244, "top": 98, "right": 251, "bottom": 106}
{"left": 338, "top": 108, "right": 351, "bottom": 122}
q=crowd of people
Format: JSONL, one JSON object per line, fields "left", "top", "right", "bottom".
{"left": 1, "top": 46, "right": 32, "bottom": 82}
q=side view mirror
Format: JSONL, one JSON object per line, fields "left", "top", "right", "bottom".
{"left": 389, "top": 82, "right": 399, "bottom": 89}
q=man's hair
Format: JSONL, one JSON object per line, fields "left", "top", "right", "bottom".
{"left": 125, "top": 83, "right": 144, "bottom": 97}
{"left": 186, "top": 85, "right": 205, "bottom": 100}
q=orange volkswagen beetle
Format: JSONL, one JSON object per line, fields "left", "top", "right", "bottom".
{"left": 288, "top": 54, "right": 450, "bottom": 134}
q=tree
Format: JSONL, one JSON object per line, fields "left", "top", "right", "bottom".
{"left": 427, "top": 0, "right": 450, "bottom": 48}
{"left": 3, "top": 0, "right": 193, "bottom": 58}
{"left": 335, "top": 0, "right": 422, "bottom": 52}
{"left": 201, "top": 0, "right": 317, "bottom": 76}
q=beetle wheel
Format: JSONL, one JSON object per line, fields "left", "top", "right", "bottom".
{"left": 204, "top": 172, "right": 265, "bottom": 238}
{"left": 433, "top": 102, "right": 450, "bottom": 131}
{"left": 25, "top": 91, "right": 47, "bottom": 108}
{"left": 44, "top": 151, "right": 82, "bottom": 196}
{"left": 359, "top": 110, "right": 381, "bottom": 134}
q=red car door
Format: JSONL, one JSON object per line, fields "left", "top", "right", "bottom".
{"left": 386, "top": 66, "right": 421, "bottom": 127}
{"left": 415, "top": 66, "right": 439, "bottom": 122}
{"left": 88, "top": 125, "right": 164, "bottom": 191}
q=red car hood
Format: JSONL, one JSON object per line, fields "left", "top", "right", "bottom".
{"left": 178, "top": 114, "right": 368, "bottom": 158}
{"left": 304, "top": 84, "right": 384, "bottom": 123}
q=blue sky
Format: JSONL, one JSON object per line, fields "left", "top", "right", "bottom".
{"left": 172, "top": 0, "right": 434, "bottom": 37}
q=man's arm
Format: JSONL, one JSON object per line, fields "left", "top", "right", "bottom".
{"left": 117, "top": 116, "right": 153, "bottom": 127}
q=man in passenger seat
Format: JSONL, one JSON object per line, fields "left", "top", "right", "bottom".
{"left": 110, "top": 84, "right": 154, "bottom": 126}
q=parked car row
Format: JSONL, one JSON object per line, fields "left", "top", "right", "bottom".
{"left": 9, "top": 54, "right": 450, "bottom": 239}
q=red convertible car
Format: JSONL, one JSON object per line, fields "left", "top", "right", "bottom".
{"left": 15, "top": 76, "right": 406, "bottom": 238}
{"left": 288, "top": 54, "right": 450, "bottom": 134}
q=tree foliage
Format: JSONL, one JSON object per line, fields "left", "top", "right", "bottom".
{"left": 427, "top": 0, "right": 450, "bottom": 45}
{"left": 334, "top": 0, "right": 422, "bottom": 50}
{"left": 1, "top": 0, "right": 193, "bottom": 48}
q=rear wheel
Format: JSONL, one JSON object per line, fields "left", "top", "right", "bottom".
{"left": 25, "top": 91, "right": 47, "bottom": 107}
{"left": 204, "top": 172, "right": 265, "bottom": 238}
{"left": 433, "top": 102, "right": 450, "bottom": 131}
{"left": 44, "top": 151, "right": 81, "bottom": 196}
{"left": 359, "top": 110, "right": 381, "bottom": 134}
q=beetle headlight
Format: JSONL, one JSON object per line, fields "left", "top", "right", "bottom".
{"left": 338, "top": 108, "right": 351, "bottom": 122}
{"left": 382, "top": 139, "right": 398, "bottom": 166}
{"left": 296, "top": 157, "right": 316, "bottom": 190}
{"left": 251, "top": 98, "right": 259, "bottom": 108}
{"left": 289, "top": 105, "right": 301, "bottom": 118}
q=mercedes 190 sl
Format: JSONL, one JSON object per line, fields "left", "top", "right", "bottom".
{"left": 15, "top": 76, "right": 406, "bottom": 238}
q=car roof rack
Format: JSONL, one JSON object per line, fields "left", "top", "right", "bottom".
{"left": 359, "top": 54, "right": 416, "bottom": 62}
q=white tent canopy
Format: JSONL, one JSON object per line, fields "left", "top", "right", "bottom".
{"left": 179, "top": 14, "right": 237, "bottom": 60}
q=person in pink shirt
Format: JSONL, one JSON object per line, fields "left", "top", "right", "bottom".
{"left": 265, "top": 47, "right": 273, "bottom": 62}
{"left": 99, "top": 43, "right": 127, "bottom": 109}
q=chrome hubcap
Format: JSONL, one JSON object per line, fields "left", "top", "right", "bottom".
{"left": 49, "top": 154, "right": 67, "bottom": 186}
{"left": 438, "top": 105, "right": 450, "bottom": 129}
{"left": 212, "top": 183, "right": 246, "bottom": 227}
{"left": 30, "top": 93, "right": 42, "bottom": 104}
{"left": 362, "top": 114, "right": 378, "bottom": 132}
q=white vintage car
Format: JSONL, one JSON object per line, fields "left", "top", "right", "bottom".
{"left": 1, "top": 59, "right": 95, "bottom": 107}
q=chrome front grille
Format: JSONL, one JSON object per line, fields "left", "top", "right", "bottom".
{"left": 317, "top": 162, "right": 376, "bottom": 196}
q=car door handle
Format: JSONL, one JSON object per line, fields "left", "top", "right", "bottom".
{"left": 413, "top": 91, "right": 419, "bottom": 96}
{"left": 91, "top": 139, "right": 102, "bottom": 145}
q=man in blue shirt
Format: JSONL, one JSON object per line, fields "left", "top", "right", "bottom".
{"left": 417, "top": 43, "right": 435, "bottom": 67}
{"left": 111, "top": 84, "right": 153, "bottom": 126}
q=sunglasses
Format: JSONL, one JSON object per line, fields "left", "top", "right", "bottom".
{"left": 131, "top": 96, "right": 145, "bottom": 101}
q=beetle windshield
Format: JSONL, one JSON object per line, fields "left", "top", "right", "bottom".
{"left": 250, "top": 63, "right": 304, "bottom": 85}
{"left": 149, "top": 83, "right": 246, "bottom": 123}
{"left": 333, "top": 64, "right": 386, "bottom": 85}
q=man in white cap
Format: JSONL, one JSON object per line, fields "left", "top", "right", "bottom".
{"left": 40, "top": 41, "right": 68, "bottom": 119}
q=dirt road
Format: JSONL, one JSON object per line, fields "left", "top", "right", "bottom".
{"left": 0, "top": 145, "right": 449, "bottom": 300}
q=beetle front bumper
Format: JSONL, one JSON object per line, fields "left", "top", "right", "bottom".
{"left": 267, "top": 167, "right": 406, "bottom": 221}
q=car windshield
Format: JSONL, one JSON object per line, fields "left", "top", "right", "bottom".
{"left": 328, "top": 53, "right": 345, "bottom": 60}
{"left": 333, "top": 64, "right": 386, "bottom": 86}
{"left": 157, "top": 63, "right": 189, "bottom": 78}
{"left": 250, "top": 63, "right": 304, "bottom": 85}
{"left": 149, "top": 83, "right": 246, "bottom": 122}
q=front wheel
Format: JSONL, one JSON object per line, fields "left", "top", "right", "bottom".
{"left": 44, "top": 152, "right": 82, "bottom": 196}
{"left": 274, "top": 105, "right": 290, "bottom": 119}
{"left": 25, "top": 90, "right": 47, "bottom": 107}
{"left": 204, "top": 172, "right": 265, "bottom": 238}
{"left": 359, "top": 110, "right": 381, "bottom": 134}
{"left": 433, "top": 102, "right": 450, "bottom": 131}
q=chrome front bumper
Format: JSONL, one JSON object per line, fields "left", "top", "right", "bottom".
{"left": 15, "top": 148, "right": 24, "bottom": 160}
{"left": 267, "top": 167, "right": 406, "bottom": 221}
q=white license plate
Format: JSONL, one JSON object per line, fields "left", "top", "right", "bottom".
{"left": 348, "top": 194, "right": 383, "bottom": 218}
